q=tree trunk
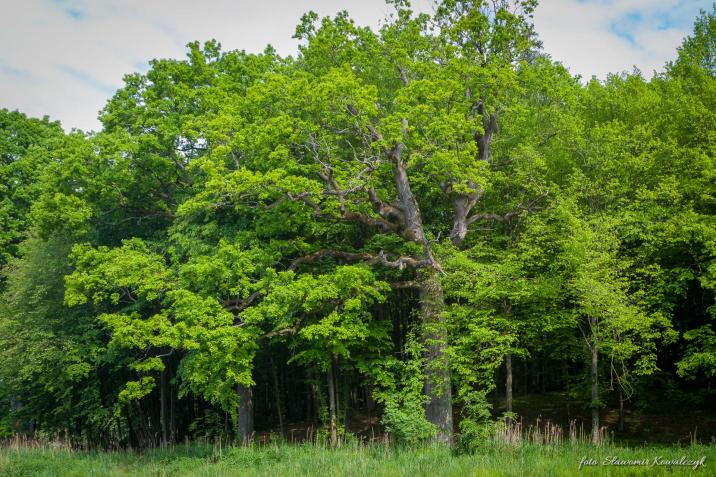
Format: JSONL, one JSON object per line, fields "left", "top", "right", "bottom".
{"left": 390, "top": 129, "right": 452, "bottom": 444}
{"left": 419, "top": 268, "right": 453, "bottom": 444}
{"left": 327, "top": 359, "right": 338, "bottom": 447}
{"left": 590, "top": 328, "right": 600, "bottom": 444}
{"left": 531, "top": 356, "right": 540, "bottom": 391}
{"left": 505, "top": 353, "right": 513, "bottom": 418}
{"left": 269, "top": 354, "right": 285, "bottom": 437}
{"left": 450, "top": 190, "right": 481, "bottom": 246}
{"left": 312, "top": 380, "right": 323, "bottom": 424}
{"left": 342, "top": 372, "right": 350, "bottom": 429}
{"left": 160, "top": 367, "right": 168, "bottom": 447}
{"left": 170, "top": 376, "right": 176, "bottom": 443}
{"left": 618, "top": 386, "right": 625, "bottom": 432}
{"left": 237, "top": 383, "right": 254, "bottom": 445}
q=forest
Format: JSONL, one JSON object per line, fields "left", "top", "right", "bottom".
{"left": 0, "top": 1, "right": 715, "bottom": 468}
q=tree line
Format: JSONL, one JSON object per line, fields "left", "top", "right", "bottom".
{"left": 0, "top": 0, "right": 714, "bottom": 449}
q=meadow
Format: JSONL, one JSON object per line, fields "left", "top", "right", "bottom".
{"left": 1, "top": 440, "right": 714, "bottom": 477}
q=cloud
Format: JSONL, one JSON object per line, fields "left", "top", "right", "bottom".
{"left": 533, "top": 0, "right": 709, "bottom": 80}
{"left": 58, "top": 65, "right": 116, "bottom": 95}
{"left": 0, "top": 0, "right": 708, "bottom": 131}
{"left": 1, "top": 0, "right": 434, "bottom": 131}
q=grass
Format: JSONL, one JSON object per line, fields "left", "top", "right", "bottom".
{"left": 0, "top": 441, "right": 714, "bottom": 476}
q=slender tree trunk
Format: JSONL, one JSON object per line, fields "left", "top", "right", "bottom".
{"left": 160, "top": 367, "right": 168, "bottom": 447}
{"left": 269, "top": 354, "right": 285, "bottom": 437}
{"left": 327, "top": 359, "right": 338, "bottom": 447}
{"left": 365, "top": 385, "right": 373, "bottom": 429}
{"left": 590, "top": 327, "right": 600, "bottom": 444}
{"left": 306, "top": 379, "right": 314, "bottom": 423}
{"left": 419, "top": 268, "right": 453, "bottom": 444}
{"left": 342, "top": 372, "right": 350, "bottom": 429}
{"left": 170, "top": 377, "right": 176, "bottom": 443}
{"left": 505, "top": 353, "right": 513, "bottom": 418}
{"left": 312, "top": 380, "right": 323, "bottom": 424}
{"left": 531, "top": 356, "right": 540, "bottom": 391}
{"left": 237, "top": 384, "right": 254, "bottom": 445}
{"left": 618, "top": 386, "right": 625, "bottom": 432}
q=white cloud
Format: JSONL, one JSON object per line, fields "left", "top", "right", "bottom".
{"left": 532, "top": 0, "right": 708, "bottom": 80}
{"left": 0, "top": 0, "right": 708, "bottom": 131}
{"left": 0, "top": 0, "right": 433, "bottom": 131}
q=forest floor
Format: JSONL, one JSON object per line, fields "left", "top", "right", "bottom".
{"left": 1, "top": 441, "right": 714, "bottom": 476}
{"left": 249, "top": 391, "right": 716, "bottom": 447}
{"left": 493, "top": 391, "right": 716, "bottom": 445}
{"left": 3, "top": 393, "right": 714, "bottom": 476}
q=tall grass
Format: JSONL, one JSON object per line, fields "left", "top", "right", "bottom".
{"left": 491, "top": 419, "right": 610, "bottom": 447}
{"left": 1, "top": 431, "right": 713, "bottom": 476}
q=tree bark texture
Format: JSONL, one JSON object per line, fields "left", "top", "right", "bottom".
{"left": 327, "top": 360, "right": 338, "bottom": 446}
{"left": 419, "top": 268, "right": 453, "bottom": 444}
{"left": 237, "top": 384, "right": 254, "bottom": 445}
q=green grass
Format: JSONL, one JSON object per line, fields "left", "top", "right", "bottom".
{"left": 0, "top": 442, "right": 714, "bottom": 476}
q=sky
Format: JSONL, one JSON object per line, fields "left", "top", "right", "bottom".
{"left": 0, "top": 0, "right": 711, "bottom": 132}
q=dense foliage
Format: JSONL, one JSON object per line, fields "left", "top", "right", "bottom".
{"left": 0, "top": 1, "right": 714, "bottom": 449}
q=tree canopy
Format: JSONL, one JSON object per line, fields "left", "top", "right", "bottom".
{"left": 1, "top": 1, "right": 714, "bottom": 448}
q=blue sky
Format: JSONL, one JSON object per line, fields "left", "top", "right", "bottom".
{"left": 0, "top": 0, "right": 711, "bottom": 131}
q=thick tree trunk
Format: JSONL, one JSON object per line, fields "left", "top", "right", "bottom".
{"left": 590, "top": 328, "right": 600, "bottom": 444}
{"left": 237, "top": 384, "right": 254, "bottom": 445}
{"left": 505, "top": 353, "right": 513, "bottom": 418}
{"left": 389, "top": 125, "right": 452, "bottom": 444}
{"left": 476, "top": 113, "right": 497, "bottom": 162}
{"left": 327, "top": 360, "right": 338, "bottom": 447}
{"left": 393, "top": 158, "right": 429, "bottom": 248}
{"left": 419, "top": 268, "right": 453, "bottom": 444}
{"left": 450, "top": 190, "right": 481, "bottom": 246}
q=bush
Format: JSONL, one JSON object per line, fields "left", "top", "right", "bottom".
{"left": 381, "top": 396, "right": 436, "bottom": 446}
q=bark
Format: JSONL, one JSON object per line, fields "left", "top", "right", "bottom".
{"left": 419, "top": 268, "right": 453, "bottom": 444}
{"left": 393, "top": 156, "right": 430, "bottom": 249}
{"left": 505, "top": 353, "right": 513, "bottom": 417}
{"left": 476, "top": 113, "right": 497, "bottom": 162}
{"left": 590, "top": 322, "right": 600, "bottom": 444}
{"left": 237, "top": 384, "right": 254, "bottom": 445}
{"left": 327, "top": 359, "right": 338, "bottom": 447}
{"left": 450, "top": 189, "right": 481, "bottom": 246}
{"left": 160, "top": 367, "right": 168, "bottom": 447}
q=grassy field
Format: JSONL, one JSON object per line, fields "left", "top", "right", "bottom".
{"left": 0, "top": 442, "right": 714, "bottom": 477}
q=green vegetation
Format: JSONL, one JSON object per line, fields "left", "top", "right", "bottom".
{"left": 0, "top": 0, "right": 715, "bottom": 466}
{"left": 1, "top": 442, "right": 714, "bottom": 477}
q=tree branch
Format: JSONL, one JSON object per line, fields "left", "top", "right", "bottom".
{"left": 289, "top": 249, "right": 431, "bottom": 271}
